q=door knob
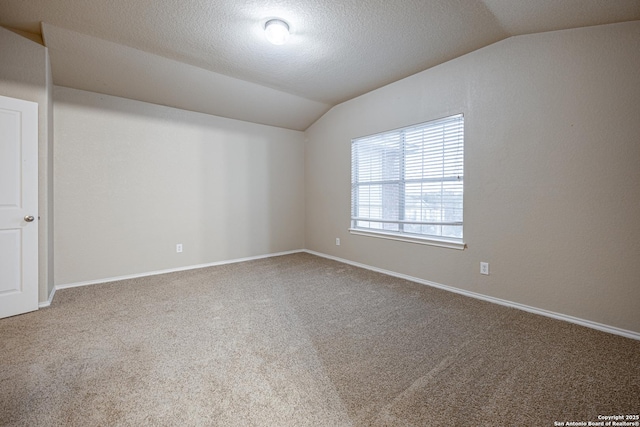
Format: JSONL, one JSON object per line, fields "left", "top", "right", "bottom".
{"left": 24, "top": 215, "right": 35, "bottom": 222}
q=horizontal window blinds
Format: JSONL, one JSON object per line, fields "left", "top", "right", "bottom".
{"left": 351, "top": 114, "right": 464, "bottom": 241}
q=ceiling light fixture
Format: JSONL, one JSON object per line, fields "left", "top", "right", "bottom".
{"left": 264, "top": 19, "right": 290, "bottom": 45}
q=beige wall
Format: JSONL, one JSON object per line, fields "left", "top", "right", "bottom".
{"left": 0, "top": 26, "right": 54, "bottom": 302}
{"left": 305, "top": 21, "right": 640, "bottom": 333}
{"left": 54, "top": 87, "right": 305, "bottom": 285}
{"left": 4, "top": 20, "right": 639, "bottom": 334}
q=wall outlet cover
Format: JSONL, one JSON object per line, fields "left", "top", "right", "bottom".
{"left": 480, "top": 262, "right": 489, "bottom": 275}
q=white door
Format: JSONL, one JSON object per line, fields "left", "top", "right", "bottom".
{"left": 0, "top": 95, "right": 38, "bottom": 318}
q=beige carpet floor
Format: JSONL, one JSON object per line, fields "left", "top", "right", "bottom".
{"left": 1, "top": 252, "right": 639, "bottom": 426}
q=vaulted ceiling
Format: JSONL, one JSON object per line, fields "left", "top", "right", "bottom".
{"left": 2, "top": 0, "right": 639, "bottom": 130}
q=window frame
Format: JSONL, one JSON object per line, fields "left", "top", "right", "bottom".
{"left": 349, "top": 114, "right": 466, "bottom": 250}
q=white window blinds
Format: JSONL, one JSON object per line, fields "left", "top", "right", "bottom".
{"left": 351, "top": 114, "right": 464, "bottom": 242}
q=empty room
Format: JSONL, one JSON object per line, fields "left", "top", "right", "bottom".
{"left": 1, "top": 1, "right": 639, "bottom": 425}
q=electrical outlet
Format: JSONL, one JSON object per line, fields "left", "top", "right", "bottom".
{"left": 336, "top": 238, "right": 340, "bottom": 246}
{"left": 480, "top": 262, "right": 489, "bottom": 275}
{"left": 176, "top": 244, "right": 183, "bottom": 253}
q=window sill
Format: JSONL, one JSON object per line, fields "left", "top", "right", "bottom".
{"left": 348, "top": 228, "right": 466, "bottom": 250}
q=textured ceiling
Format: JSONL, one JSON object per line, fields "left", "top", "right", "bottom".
{"left": 1, "top": 0, "right": 639, "bottom": 130}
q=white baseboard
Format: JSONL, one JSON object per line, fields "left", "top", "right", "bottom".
{"left": 39, "top": 287, "right": 56, "bottom": 308}
{"left": 38, "top": 248, "right": 639, "bottom": 341}
{"left": 48, "top": 249, "right": 304, "bottom": 297}
{"left": 304, "top": 250, "right": 640, "bottom": 341}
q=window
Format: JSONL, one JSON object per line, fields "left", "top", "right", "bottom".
{"left": 350, "top": 114, "right": 464, "bottom": 249}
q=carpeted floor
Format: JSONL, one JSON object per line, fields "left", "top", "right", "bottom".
{"left": 1, "top": 252, "right": 639, "bottom": 426}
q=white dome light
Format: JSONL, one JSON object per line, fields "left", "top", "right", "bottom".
{"left": 264, "top": 19, "right": 290, "bottom": 45}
